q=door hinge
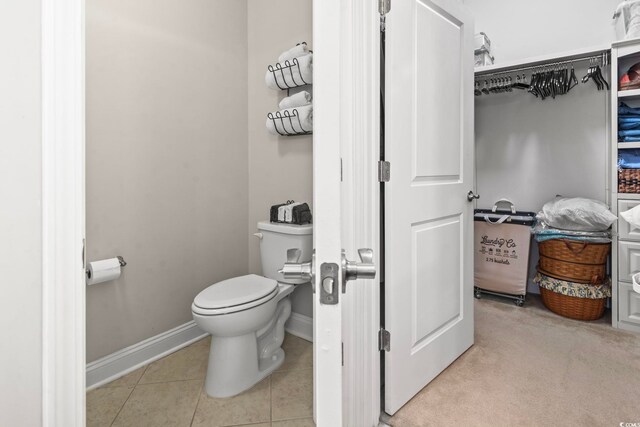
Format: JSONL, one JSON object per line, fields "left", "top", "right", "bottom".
{"left": 342, "top": 342, "right": 344, "bottom": 366}
{"left": 379, "top": 0, "right": 390, "bottom": 16}
{"left": 340, "top": 158, "right": 343, "bottom": 182}
{"left": 378, "top": 160, "right": 390, "bottom": 182}
{"left": 379, "top": 328, "right": 390, "bottom": 352}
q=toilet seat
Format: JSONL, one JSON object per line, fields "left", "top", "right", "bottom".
{"left": 192, "top": 274, "right": 279, "bottom": 316}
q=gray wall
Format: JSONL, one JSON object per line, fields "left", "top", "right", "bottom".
{"left": 86, "top": 0, "right": 249, "bottom": 362}
{"left": 247, "top": 0, "right": 314, "bottom": 317}
{"left": 467, "top": 0, "right": 618, "bottom": 293}
{"left": 87, "top": 0, "right": 315, "bottom": 361}
{"left": 0, "top": 1, "right": 42, "bottom": 425}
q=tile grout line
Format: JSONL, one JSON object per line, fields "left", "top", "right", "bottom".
{"left": 271, "top": 415, "right": 315, "bottom": 423}
{"left": 107, "top": 364, "right": 149, "bottom": 427}
{"left": 273, "top": 366, "right": 313, "bottom": 374}
{"left": 108, "top": 386, "right": 135, "bottom": 427}
{"left": 269, "top": 373, "right": 273, "bottom": 423}
{"left": 137, "top": 377, "right": 207, "bottom": 386}
{"left": 134, "top": 364, "right": 150, "bottom": 387}
{"left": 270, "top": 367, "right": 313, "bottom": 424}
{"left": 189, "top": 380, "right": 205, "bottom": 427}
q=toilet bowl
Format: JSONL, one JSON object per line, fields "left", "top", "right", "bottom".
{"left": 192, "top": 221, "right": 312, "bottom": 398}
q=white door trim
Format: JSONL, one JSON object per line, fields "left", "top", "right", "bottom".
{"left": 313, "top": 0, "right": 381, "bottom": 424}
{"left": 340, "top": 0, "right": 381, "bottom": 425}
{"left": 42, "top": 0, "right": 86, "bottom": 425}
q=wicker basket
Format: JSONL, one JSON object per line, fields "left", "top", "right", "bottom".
{"left": 538, "top": 239, "right": 610, "bottom": 264}
{"left": 539, "top": 286, "right": 606, "bottom": 321}
{"left": 537, "top": 239, "right": 610, "bottom": 284}
{"left": 537, "top": 258, "right": 605, "bottom": 284}
{"left": 619, "top": 169, "right": 640, "bottom": 193}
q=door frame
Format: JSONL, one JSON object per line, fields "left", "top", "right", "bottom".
{"left": 42, "top": 0, "right": 86, "bottom": 425}
{"left": 41, "top": 0, "right": 380, "bottom": 425}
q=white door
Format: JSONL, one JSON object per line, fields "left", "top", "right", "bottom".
{"left": 384, "top": 0, "right": 475, "bottom": 415}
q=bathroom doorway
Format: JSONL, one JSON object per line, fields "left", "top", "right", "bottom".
{"left": 44, "top": 0, "right": 381, "bottom": 424}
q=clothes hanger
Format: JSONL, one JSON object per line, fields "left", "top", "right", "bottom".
{"left": 594, "top": 61, "right": 609, "bottom": 90}
{"left": 512, "top": 74, "right": 529, "bottom": 90}
{"left": 581, "top": 59, "right": 592, "bottom": 84}
{"left": 568, "top": 62, "right": 578, "bottom": 92}
{"left": 529, "top": 70, "right": 541, "bottom": 98}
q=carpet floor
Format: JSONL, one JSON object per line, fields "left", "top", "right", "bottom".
{"left": 390, "top": 295, "right": 640, "bottom": 427}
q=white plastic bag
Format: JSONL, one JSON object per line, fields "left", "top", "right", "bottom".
{"left": 621, "top": 203, "right": 640, "bottom": 229}
{"left": 539, "top": 197, "right": 617, "bottom": 232}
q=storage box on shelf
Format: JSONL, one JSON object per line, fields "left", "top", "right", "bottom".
{"left": 474, "top": 32, "right": 493, "bottom": 68}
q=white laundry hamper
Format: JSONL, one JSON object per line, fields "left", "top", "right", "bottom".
{"left": 474, "top": 199, "right": 536, "bottom": 306}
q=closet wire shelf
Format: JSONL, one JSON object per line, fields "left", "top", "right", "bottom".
{"left": 267, "top": 109, "right": 312, "bottom": 136}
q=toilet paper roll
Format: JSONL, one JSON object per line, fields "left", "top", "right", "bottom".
{"left": 87, "top": 258, "right": 122, "bottom": 286}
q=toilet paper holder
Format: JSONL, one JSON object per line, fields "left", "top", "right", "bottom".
{"left": 85, "top": 256, "right": 127, "bottom": 279}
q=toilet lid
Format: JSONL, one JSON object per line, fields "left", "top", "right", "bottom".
{"left": 193, "top": 274, "right": 278, "bottom": 310}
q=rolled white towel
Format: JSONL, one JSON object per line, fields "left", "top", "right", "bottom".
{"left": 265, "top": 53, "right": 313, "bottom": 90}
{"left": 278, "top": 205, "right": 287, "bottom": 222}
{"left": 266, "top": 104, "right": 313, "bottom": 135}
{"left": 279, "top": 91, "right": 312, "bottom": 110}
{"left": 283, "top": 202, "right": 304, "bottom": 222}
{"left": 278, "top": 44, "right": 309, "bottom": 63}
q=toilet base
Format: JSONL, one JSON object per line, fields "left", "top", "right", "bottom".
{"left": 203, "top": 296, "right": 291, "bottom": 398}
{"left": 204, "top": 334, "right": 285, "bottom": 398}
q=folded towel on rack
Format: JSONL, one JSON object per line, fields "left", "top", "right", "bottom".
{"left": 278, "top": 44, "right": 310, "bottom": 63}
{"left": 266, "top": 105, "right": 313, "bottom": 136}
{"left": 283, "top": 202, "right": 304, "bottom": 222}
{"left": 265, "top": 54, "right": 313, "bottom": 90}
{"left": 621, "top": 136, "right": 640, "bottom": 142}
{"left": 619, "top": 117, "right": 640, "bottom": 130}
{"left": 279, "top": 91, "right": 312, "bottom": 110}
{"left": 619, "top": 129, "right": 640, "bottom": 137}
{"left": 278, "top": 205, "right": 287, "bottom": 222}
{"left": 619, "top": 149, "right": 640, "bottom": 168}
{"left": 620, "top": 122, "right": 640, "bottom": 131}
{"left": 620, "top": 102, "right": 640, "bottom": 115}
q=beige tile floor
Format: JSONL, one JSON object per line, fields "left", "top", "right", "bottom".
{"left": 87, "top": 334, "right": 314, "bottom": 427}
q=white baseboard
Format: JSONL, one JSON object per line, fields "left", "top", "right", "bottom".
{"left": 87, "top": 314, "right": 312, "bottom": 390}
{"left": 86, "top": 321, "right": 208, "bottom": 390}
{"left": 285, "top": 312, "right": 313, "bottom": 342}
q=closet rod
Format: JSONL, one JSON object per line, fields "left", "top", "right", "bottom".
{"left": 475, "top": 51, "right": 610, "bottom": 78}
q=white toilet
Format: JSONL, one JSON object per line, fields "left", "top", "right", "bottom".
{"left": 192, "top": 221, "right": 312, "bottom": 398}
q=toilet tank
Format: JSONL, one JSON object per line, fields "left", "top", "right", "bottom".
{"left": 257, "top": 221, "right": 313, "bottom": 285}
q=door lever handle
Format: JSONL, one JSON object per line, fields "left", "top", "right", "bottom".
{"left": 467, "top": 191, "right": 480, "bottom": 202}
{"left": 342, "top": 248, "right": 376, "bottom": 292}
{"left": 278, "top": 248, "right": 312, "bottom": 281}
